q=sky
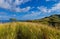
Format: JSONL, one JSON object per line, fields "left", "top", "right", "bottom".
{"left": 0, "top": 0, "right": 60, "bottom": 20}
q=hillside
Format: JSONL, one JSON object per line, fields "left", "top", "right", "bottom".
{"left": 26, "top": 14, "right": 60, "bottom": 29}
{"left": 0, "top": 22, "right": 60, "bottom": 39}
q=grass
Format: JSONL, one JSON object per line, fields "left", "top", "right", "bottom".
{"left": 0, "top": 22, "right": 60, "bottom": 39}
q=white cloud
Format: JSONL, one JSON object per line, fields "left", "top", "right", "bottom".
{"left": 46, "top": 0, "right": 58, "bottom": 2}
{"left": 37, "top": 6, "right": 47, "bottom": 13}
{"left": 22, "top": 11, "right": 41, "bottom": 19}
{"left": 37, "top": 6, "right": 50, "bottom": 13}
{"left": 15, "top": 6, "right": 31, "bottom": 12}
{"left": 14, "top": 0, "right": 31, "bottom": 5}
{"left": 49, "top": 3, "right": 60, "bottom": 12}
{"left": 0, "top": 0, "right": 31, "bottom": 12}
{"left": 37, "top": 2, "right": 60, "bottom": 14}
{"left": 0, "top": 0, "right": 11, "bottom": 9}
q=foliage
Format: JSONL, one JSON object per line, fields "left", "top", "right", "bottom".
{"left": 9, "top": 18, "right": 17, "bottom": 22}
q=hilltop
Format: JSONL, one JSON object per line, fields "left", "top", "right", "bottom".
{"left": 26, "top": 14, "right": 60, "bottom": 29}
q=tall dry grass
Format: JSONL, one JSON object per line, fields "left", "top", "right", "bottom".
{"left": 0, "top": 22, "right": 60, "bottom": 39}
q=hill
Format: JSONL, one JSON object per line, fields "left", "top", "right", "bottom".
{"left": 0, "top": 22, "right": 60, "bottom": 39}
{"left": 26, "top": 14, "right": 60, "bottom": 29}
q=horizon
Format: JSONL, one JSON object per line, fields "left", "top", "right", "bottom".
{"left": 0, "top": 0, "right": 60, "bottom": 20}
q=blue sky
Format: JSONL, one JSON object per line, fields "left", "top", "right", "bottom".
{"left": 0, "top": 0, "right": 60, "bottom": 20}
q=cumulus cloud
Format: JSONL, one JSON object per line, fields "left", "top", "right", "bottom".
{"left": 19, "top": 2, "right": 60, "bottom": 19}
{"left": 14, "top": 6, "right": 31, "bottom": 12}
{"left": 22, "top": 11, "right": 41, "bottom": 20}
{"left": 0, "top": 0, "right": 11, "bottom": 9}
{"left": 26, "top": 11, "right": 41, "bottom": 17}
{"left": 0, "top": 0, "right": 31, "bottom": 12}
{"left": 46, "top": 0, "right": 59, "bottom": 2}
{"left": 37, "top": 2, "right": 60, "bottom": 14}
{"left": 50, "top": 3, "right": 60, "bottom": 12}
{"left": 22, "top": 2, "right": 60, "bottom": 19}
{"left": 37, "top": 6, "right": 51, "bottom": 13}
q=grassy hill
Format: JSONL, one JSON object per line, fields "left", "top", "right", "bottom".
{"left": 26, "top": 14, "right": 60, "bottom": 29}
{"left": 0, "top": 14, "right": 60, "bottom": 39}
{"left": 0, "top": 22, "right": 60, "bottom": 39}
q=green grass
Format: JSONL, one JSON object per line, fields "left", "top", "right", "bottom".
{"left": 0, "top": 22, "right": 60, "bottom": 39}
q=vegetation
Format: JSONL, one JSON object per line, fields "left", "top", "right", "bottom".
{"left": 9, "top": 18, "right": 17, "bottom": 22}
{"left": 0, "top": 22, "right": 60, "bottom": 39}
{"left": 0, "top": 14, "right": 60, "bottom": 39}
{"left": 26, "top": 14, "right": 60, "bottom": 29}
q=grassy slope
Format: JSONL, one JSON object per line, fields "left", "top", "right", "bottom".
{"left": 0, "top": 22, "right": 60, "bottom": 39}
{"left": 26, "top": 14, "right": 60, "bottom": 29}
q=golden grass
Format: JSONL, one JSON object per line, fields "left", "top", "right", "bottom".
{"left": 0, "top": 22, "right": 60, "bottom": 39}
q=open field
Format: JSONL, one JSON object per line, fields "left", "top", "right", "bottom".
{"left": 0, "top": 22, "right": 60, "bottom": 39}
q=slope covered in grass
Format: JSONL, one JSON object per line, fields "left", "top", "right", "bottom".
{"left": 26, "top": 14, "right": 60, "bottom": 29}
{"left": 0, "top": 22, "right": 60, "bottom": 39}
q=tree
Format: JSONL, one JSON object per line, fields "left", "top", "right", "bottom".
{"left": 10, "top": 18, "right": 17, "bottom": 22}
